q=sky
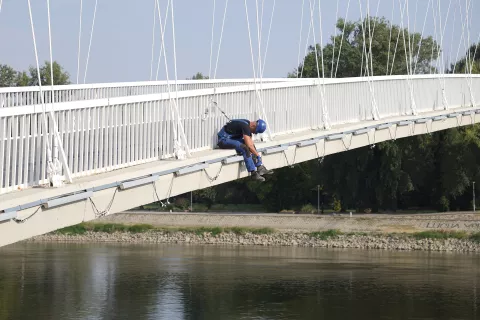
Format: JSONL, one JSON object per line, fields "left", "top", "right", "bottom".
{"left": 0, "top": 0, "right": 478, "bottom": 84}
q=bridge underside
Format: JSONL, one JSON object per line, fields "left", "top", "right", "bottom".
{"left": 1, "top": 106, "right": 479, "bottom": 247}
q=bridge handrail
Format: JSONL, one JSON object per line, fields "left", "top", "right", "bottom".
{"left": 1, "top": 74, "right": 478, "bottom": 117}
{"left": 0, "top": 78, "right": 295, "bottom": 93}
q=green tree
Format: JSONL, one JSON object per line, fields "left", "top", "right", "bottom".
{"left": 0, "top": 64, "right": 18, "bottom": 87}
{"left": 188, "top": 72, "right": 209, "bottom": 80}
{"left": 291, "top": 17, "right": 440, "bottom": 78}
{"left": 28, "top": 61, "right": 71, "bottom": 86}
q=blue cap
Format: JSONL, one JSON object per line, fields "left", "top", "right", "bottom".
{"left": 256, "top": 119, "right": 267, "bottom": 134}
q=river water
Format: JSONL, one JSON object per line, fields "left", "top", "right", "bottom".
{"left": 0, "top": 243, "right": 479, "bottom": 320}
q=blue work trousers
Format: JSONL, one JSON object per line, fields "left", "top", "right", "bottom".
{"left": 217, "top": 130, "right": 259, "bottom": 172}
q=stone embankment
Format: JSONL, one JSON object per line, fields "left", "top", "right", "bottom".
{"left": 31, "top": 230, "right": 480, "bottom": 253}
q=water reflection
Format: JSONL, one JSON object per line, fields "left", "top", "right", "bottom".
{"left": 0, "top": 243, "right": 479, "bottom": 320}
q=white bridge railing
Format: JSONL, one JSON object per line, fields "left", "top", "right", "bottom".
{"left": 0, "top": 75, "right": 478, "bottom": 194}
{"left": 0, "top": 78, "right": 291, "bottom": 108}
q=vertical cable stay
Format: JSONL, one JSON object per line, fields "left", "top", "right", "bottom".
{"left": 83, "top": 0, "right": 98, "bottom": 84}
{"left": 386, "top": 0, "right": 395, "bottom": 75}
{"left": 437, "top": 0, "right": 453, "bottom": 110}
{"left": 399, "top": 0, "right": 418, "bottom": 115}
{"left": 76, "top": 0, "right": 83, "bottom": 84}
{"left": 452, "top": 0, "right": 470, "bottom": 74}
{"left": 296, "top": 0, "right": 306, "bottom": 78}
{"left": 170, "top": 0, "right": 191, "bottom": 158}
{"left": 448, "top": 4, "right": 458, "bottom": 69}
{"left": 317, "top": 0, "right": 331, "bottom": 128}
{"left": 46, "top": 0, "right": 73, "bottom": 184}
{"left": 330, "top": 0, "right": 340, "bottom": 78}
{"left": 390, "top": 0, "right": 407, "bottom": 75}
{"left": 308, "top": 0, "right": 329, "bottom": 129}
{"left": 156, "top": 0, "right": 178, "bottom": 153}
{"left": 413, "top": 0, "right": 432, "bottom": 75}
{"left": 260, "top": 0, "right": 275, "bottom": 78}
{"left": 255, "top": 0, "right": 264, "bottom": 97}
{"left": 208, "top": 0, "right": 217, "bottom": 79}
{"left": 244, "top": 0, "right": 272, "bottom": 139}
{"left": 300, "top": 1, "right": 314, "bottom": 79}
{"left": 150, "top": 0, "right": 157, "bottom": 80}
{"left": 0, "top": 0, "right": 3, "bottom": 14}
{"left": 429, "top": 0, "right": 439, "bottom": 75}
{"left": 334, "top": 0, "right": 351, "bottom": 78}
{"left": 366, "top": 0, "right": 381, "bottom": 78}
{"left": 213, "top": 0, "right": 229, "bottom": 80}
{"left": 155, "top": 0, "right": 170, "bottom": 81}
{"left": 358, "top": 0, "right": 379, "bottom": 119}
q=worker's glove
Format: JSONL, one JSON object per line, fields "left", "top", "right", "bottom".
{"left": 253, "top": 155, "right": 263, "bottom": 166}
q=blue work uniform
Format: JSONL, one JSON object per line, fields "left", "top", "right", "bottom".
{"left": 217, "top": 119, "right": 260, "bottom": 172}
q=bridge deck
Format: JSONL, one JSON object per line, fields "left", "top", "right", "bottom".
{"left": 0, "top": 105, "right": 478, "bottom": 247}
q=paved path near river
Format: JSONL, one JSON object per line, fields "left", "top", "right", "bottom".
{"left": 99, "top": 211, "right": 480, "bottom": 233}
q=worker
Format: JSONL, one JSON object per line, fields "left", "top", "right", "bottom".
{"left": 217, "top": 119, "right": 273, "bottom": 181}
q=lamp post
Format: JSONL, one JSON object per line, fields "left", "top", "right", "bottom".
{"left": 474, "top": 182, "right": 476, "bottom": 213}
{"left": 317, "top": 185, "right": 320, "bottom": 215}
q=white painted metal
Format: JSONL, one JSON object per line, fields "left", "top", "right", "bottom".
{"left": 0, "top": 79, "right": 292, "bottom": 108}
{"left": 0, "top": 74, "right": 479, "bottom": 194}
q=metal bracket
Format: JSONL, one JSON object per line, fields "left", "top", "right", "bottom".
{"left": 263, "top": 145, "right": 289, "bottom": 154}
{"left": 175, "top": 163, "right": 209, "bottom": 176}
{"left": 43, "top": 191, "right": 93, "bottom": 209}
{"left": 120, "top": 175, "right": 159, "bottom": 190}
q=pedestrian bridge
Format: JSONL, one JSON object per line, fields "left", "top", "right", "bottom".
{"left": 0, "top": 74, "right": 479, "bottom": 247}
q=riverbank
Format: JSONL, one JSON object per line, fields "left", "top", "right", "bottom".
{"left": 28, "top": 222, "right": 480, "bottom": 252}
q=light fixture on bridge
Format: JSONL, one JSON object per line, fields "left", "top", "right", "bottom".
{"left": 175, "top": 163, "right": 209, "bottom": 176}
{"left": 120, "top": 175, "right": 160, "bottom": 190}
{"left": 43, "top": 191, "right": 94, "bottom": 209}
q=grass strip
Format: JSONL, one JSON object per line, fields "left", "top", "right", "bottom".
{"left": 54, "top": 223, "right": 274, "bottom": 236}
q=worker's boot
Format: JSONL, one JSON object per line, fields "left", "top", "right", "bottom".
{"left": 250, "top": 171, "right": 265, "bottom": 182}
{"left": 257, "top": 165, "right": 273, "bottom": 176}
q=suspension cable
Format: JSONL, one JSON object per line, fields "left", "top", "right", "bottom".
{"left": 244, "top": 0, "right": 272, "bottom": 139}
{"left": 296, "top": 0, "right": 305, "bottom": 78}
{"left": 452, "top": 0, "right": 467, "bottom": 74}
{"left": 261, "top": 0, "right": 276, "bottom": 77}
{"left": 390, "top": 0, "right": 407, "bottom": 75}
{"left": 170, "top": 0, "right": 191, "bottom": 157}
{"left": 208, "top": 0, "right": 217, "bottom": 79}
{"left": 46, "top": 0, "right": 73, "bottom": 182}
{"left": 330, "top": 0, "right": 340, "bottom": 78}
{"left": 156, "top": 0, "right": 178, "bottom": 146}
{"left": 155, "top": 0, "right": 170, "bottom": 80}
{"left": 76, "top": 0, "right": 83, "bottom": 84}
{"left": 300, "top": 1, "right": 314, "bottom": 79}
{"left": 413, "top": 0, "right": 432, "bottom": 75}
{"left": 213, "top": 0, "right": 229, "bottom": 79}
{"left": 83, "top": 0, "right": 98, "bottom": 84}
{"left": 27, "top": 0, "right": 55, "bottom": 182}
{"left": 150, "top": 0, "right": 157, "bottom": 80}
{"left": 447, "top": 4, "right": 458, "bottom": 69}
{"left": 334, "top": 0, "right": 351, "bottom": 78}
{"left": 386, "top": 0, "right": 395, "bottom": 75}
